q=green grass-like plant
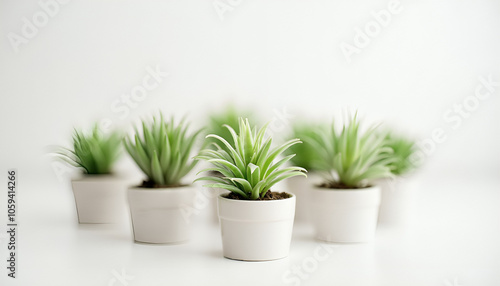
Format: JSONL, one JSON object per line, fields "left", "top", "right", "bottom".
{"left": 124, "top": 114, "right": 202, "bottom": 187}
{"left": 195, "top": 118, "right": 307, "bottom": 200}
{"left": 56, "top": 125, "right": 122, "bottom": 174}
{"left": 286, "top": 122, "right": 326, "bottom": 172}
{"left": 383, "top": 132, "right": 418, "bottom": 176}
{"left": 306, "top": 114, "right": 393, "bottom": 188}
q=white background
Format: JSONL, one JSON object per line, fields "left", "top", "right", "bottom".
{"left": 0, "top": 0, "right": 499, "bottom": 285}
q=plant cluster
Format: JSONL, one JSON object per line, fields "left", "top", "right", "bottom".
{"left": 195, "top": 118, "right": 306, "bottom": 199}
{"left": 56, "top": 125, "right": 122, "bottom": 174}
{"left": 56, "top": 109, "right": 420, "bottom": 193}
{"left": 124, "top": 114, "right": 202, "bottom": 187}
{"left": 305, "top": 114, "right": 393, "bottom": 188}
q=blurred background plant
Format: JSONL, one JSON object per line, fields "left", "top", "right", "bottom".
{"left": 124, "top": 114, "right": 202, "bottom": 187}
{"left": 305, "top": 114, "right": 394, "bottom": 188}
{"left": 204, "top": 105, "right": 258, "bottom": 154}
{"left": 382, "top": 132, "right": 419, "bottom": 176}
{"left": 285, "top": 122, "right": 327, "bottom": 172}
{"left": 54, "top": 124, "right": 122, "bottom": 174}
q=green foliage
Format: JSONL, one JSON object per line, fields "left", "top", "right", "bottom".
{"left": 306, "top": 114, "right": 393, "bottom": 188}
{"left": 56, "top": 124, "right": 122, "bottom": 174}
{"left": 195, "top": 118, "right": 306, "bottom": 200}
{"left": 383, "top": 132, "right": 418, "bottom": 176}
{"left": 204, "top": 105, "right": 256, "bottom": 155}
{"left": 124, "top": 114, "right": 202, "bottom": 187}
{"left": 286, "top": 122, "right": 326, "bottom": 172}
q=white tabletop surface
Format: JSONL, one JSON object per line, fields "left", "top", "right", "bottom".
{"left": 0, "top": 171, "right": 499, "bottom": 286}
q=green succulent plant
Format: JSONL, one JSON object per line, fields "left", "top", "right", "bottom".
{"left": 55, "top": 124, "right": 122, "bottom": 174}
{"left": 286, "top": 122, "right": 326, "bottom": 172}
{"left": 195, "top": 118, "right": 307, "bottom": 200}
{"left": 124, "top": 114, "right": 202, "bottom": 187}
{"left": 305, "top": 114, "right": 393, "bottom": 188}
{"left": 383, "top": 132, "right": 418, "bottom": 176}
{"left": 204, "top": 105, "right": 257, "bottom": 155}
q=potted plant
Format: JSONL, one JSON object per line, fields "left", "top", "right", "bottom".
{"left": 377, "top": 132, "right": 419, "bottom": 226}
{"left": 305, "top": 114, "right": 393, "bottom": 242}
{"left": 202, "top": 105, "right": 258, "bottom": 222}
{"left": 285, "top": 122, "right": 326, "bottom": 223}
{"left": 124, "top": 114, "right": 202, "bottom": 244}
{"left": 195, "top": 118, "right": 306, "bottom": 261}
{"left": 55, "top": 124, "right": 126, "bottom": 224}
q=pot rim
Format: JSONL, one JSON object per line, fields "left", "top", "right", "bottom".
{"left": 218, "top": 192, "right": 295, "bottom": 203}
{"left": 128, "top": 184, "right": 195, "bottom": 192}
{"left": 312, "top": 184, "right": 380, "bottom": 192}
{"left": 76, "top": 173, "right": 115, "bottom": 176}
{"left": 71, "top": 173, "right": 123, "bottom": 181}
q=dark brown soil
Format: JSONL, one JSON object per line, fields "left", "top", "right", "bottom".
{"left": 224, "top": 190, "right": 292, "bottom": 201}
{"left": 318, "top": 182, "right": 371, "bottom": 189}
{"left": 139, "top": 180, "right": 186, "bottom": 189}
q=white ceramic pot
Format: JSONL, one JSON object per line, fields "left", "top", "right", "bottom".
{"left": 71, "top": 175, "right": 128, "bottom": 224}
{"left": 285, "top": 173, "right": 323, "bottom": 223}
{"left": 377, "top": 176, "right": 417, "bottom": 226}
{"left": 310, "top": 186, "right": 380, "bottom": 243}
{"left": 218, "top": 193, "right": 296, "bottom": 261}
{"left": 128, "top": 186, "right": 196, "bottom": 244}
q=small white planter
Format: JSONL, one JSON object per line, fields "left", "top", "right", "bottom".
{"left": 128, "top": 186, "right": 196, "bottom": 244}
{"left": 218, "top": 193, "right": 296, "bottom": 261}
{"left": 71, "top": 175, "right": 128, "bottom": 224}
{"left": 310, "top": 186, "right": 380, "bottom": 243}
{"left": 285, "top": 172, "right": 322, "bottom": 223}
{"left": 377, "top": 176, "right": 417, "bottom": 226}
